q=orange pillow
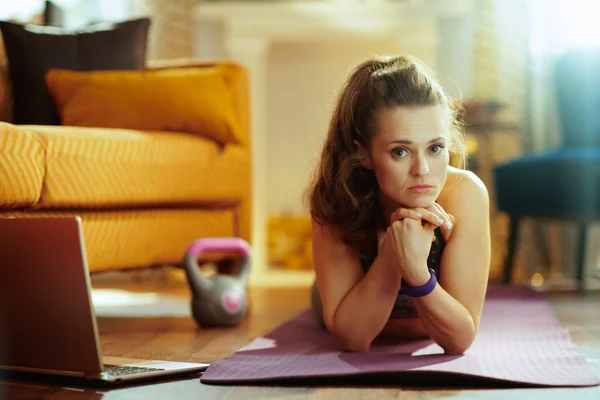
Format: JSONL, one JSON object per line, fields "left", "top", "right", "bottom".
{"left": 45, "top": 66, "right": 244, "bottom": 145}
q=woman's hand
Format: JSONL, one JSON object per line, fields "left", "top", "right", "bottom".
{"left": 389, "top": 204, "right": 455, "bottom": 243}
{"left": 381, "top": 217, "right": 436, "bottom": 286}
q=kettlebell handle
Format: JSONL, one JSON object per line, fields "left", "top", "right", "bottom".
{"left": 186, "top": 237, "right": 251, "bottom": 259}
{"left": 183, "top": 238, "right": 252, "bottom": 298}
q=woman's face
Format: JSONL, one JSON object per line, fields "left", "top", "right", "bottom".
{"left": 363, "top": 105, "right": 451, "bottom": 209}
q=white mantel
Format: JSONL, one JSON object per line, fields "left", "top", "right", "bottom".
{"left": 195, "top": 0, "right": 475, "bottom": 284}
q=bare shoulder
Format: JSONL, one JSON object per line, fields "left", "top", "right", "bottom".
{"left": 437, "top": 167, "right": 489, "bottom": 217}
{"left": 444, "top": 167, "right": 488, "bottom": 195}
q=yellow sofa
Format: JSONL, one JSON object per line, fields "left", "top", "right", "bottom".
{"left": 0, "top": 59, "right": 252, "bottom": 273}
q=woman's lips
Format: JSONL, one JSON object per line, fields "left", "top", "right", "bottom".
{"left": 408, "top": 185, "right": 433, "bottom": 194}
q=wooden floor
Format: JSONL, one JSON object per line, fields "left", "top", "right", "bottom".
{"left": 1, "top": 282, "right": 599, "bottom": 399}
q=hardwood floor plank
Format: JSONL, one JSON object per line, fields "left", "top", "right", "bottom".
{"left": 1, "top": 284, "right": 598, "bottom": 399}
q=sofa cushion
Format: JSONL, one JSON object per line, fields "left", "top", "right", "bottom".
{"left": 0, "top": 18, "right": 149, "bottom": 125}
{"left": 0, "top": 123, "right": 45, "bottom": 208}
{"left": 20, "top": 125, "right": 250, "bottom": 209}
{"left": 46, "top": 65, "right": 245, "bottom": 145}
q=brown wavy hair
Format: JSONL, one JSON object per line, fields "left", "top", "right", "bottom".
{"left": 306, "top": 55, "right": 467, "bottom": 261}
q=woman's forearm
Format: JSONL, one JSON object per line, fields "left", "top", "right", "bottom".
{"left": 411, "top": 280, "right": 476, "bottom": 354}
{"left": 330, "top": 253, "right": 401, "bottom": 352}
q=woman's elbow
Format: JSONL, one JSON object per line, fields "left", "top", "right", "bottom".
{"left": 443, "top": 339, "right": 473, "bottom": 355}
{"left": 443, "top": 324, "right": 477, "bottom": 355}
{"left": 340, "top": 336, "right": 371, "bottom": 353}
{"left": 327, "top": 322, "right": 371, "bottom": 353}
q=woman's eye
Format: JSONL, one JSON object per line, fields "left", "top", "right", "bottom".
{"left": 430, "top": 144, "right": 444, "bottom": 154}
{"left": 391, "top": 148, "right": 406, "bottom": 158}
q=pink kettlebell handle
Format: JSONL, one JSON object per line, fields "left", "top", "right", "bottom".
{"left": 186, "top": 238, "right": 251, "bottom": 258}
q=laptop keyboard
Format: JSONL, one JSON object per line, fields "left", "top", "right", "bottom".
{"left": 103, "top": 364, "right": 166, "bottom": 376}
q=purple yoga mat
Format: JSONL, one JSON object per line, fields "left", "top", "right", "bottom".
{"left": 201, "top": 285, "right": 600, "bottom": 387}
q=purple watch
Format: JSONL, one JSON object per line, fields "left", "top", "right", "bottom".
{"left": 401, "top": 268, "right": 437, "bottom": 297}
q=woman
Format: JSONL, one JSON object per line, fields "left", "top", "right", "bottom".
{"left": 307, "top": 55, "right": 491, "bottom": 354}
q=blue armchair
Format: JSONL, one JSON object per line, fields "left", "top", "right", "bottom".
{"left": 493, "top": 49, "right": 600, "bottom": 290}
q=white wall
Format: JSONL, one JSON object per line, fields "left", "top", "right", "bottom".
{"left": 196, "top": 19, "right": 227, "bottom": 59}
{"left": 0, "top": 0, "right": 45, "bottom": 20}
{"left": 437, "top": 14, "right": 477, "bottom": 101}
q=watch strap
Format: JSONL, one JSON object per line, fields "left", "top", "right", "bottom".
{"left": 400, "top": 268, "right": 437, "bottom": 298}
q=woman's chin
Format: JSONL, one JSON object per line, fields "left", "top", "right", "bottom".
{"left": 397, "top": 195, "right": 437, "bottom": 209}
{"left": 382, "top": 190, "right": 438, "bottom": 210}
{"left": 411, "top": 201, "right": 435, "bottom": 209}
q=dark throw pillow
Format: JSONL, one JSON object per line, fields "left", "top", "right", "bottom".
{"left": 0, "top": 18, "right": 150, "bottom": 125}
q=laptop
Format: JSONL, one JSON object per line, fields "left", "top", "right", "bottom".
{"left": 0, "top": 216, "right": 209, "bottom": 385}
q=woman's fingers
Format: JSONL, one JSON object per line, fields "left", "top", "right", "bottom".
{"left": 428, "top": 202, "right": 452, "bottom": 230}
{"left": 411, "top": 207, "right": 444, "bottom": 227}
{"left": 389, "top": 207, "right": 422, "bottom": 224}
{"left": 389, "top": 205, "right": 453, "bottom": 235}
{"left": 429, "top": 204, "right": 454, "bottom": 242}
{"left": 440, "top": 223, "right": 452, "bottom": 243}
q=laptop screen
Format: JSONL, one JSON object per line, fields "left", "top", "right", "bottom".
{"left": 0, "top": 217, "right": 103, "bottom": 374}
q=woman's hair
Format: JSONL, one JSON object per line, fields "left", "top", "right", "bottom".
{"left": 306, "top": 55, "right": 467, "bottom": 260}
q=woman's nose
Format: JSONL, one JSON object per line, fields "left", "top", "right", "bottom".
{"left": 411, "top": 155, "right": 430, "bottom": 176}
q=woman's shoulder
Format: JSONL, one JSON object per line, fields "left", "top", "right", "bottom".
{"left": 445, "top": 166, "right": 487, "bottom": 191}
{"left": 438, "top": 167, "right": 489, "bottom": 212}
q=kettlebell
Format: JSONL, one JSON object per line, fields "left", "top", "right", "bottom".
{"left": 183, "top": 237, "right": 251, "bottom": 328}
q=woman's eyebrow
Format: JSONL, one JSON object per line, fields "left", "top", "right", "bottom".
{"left": 388, "top": 136, "right": 445, "bottom": 145}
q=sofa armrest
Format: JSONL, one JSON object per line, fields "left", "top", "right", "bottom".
{"left": 146, "top": 58, "right": 251, "bottom": 147}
